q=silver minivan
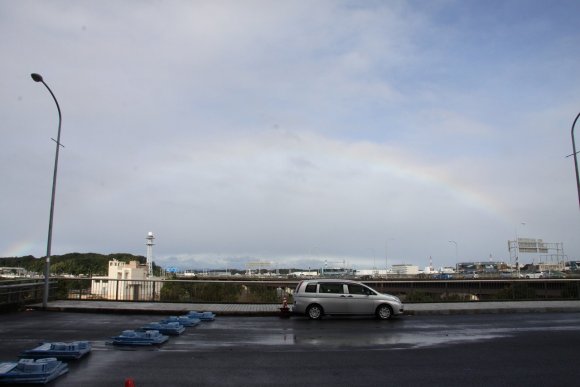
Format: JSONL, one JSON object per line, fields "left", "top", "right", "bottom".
{"left": 292, "top": 279, "right": 404, "bottom": 320}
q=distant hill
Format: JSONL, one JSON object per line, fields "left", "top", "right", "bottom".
{"left": 0, "top": 253, "right": 147, "bottom": 276}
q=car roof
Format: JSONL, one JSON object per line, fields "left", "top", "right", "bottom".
{"left": 301, "top": 279, "right": 361, "bottom": 284}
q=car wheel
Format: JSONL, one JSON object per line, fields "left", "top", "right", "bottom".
{"left": 376, "top": 304, "right": 393, "bottom": 320}
{"left": 306, "top": 304, "right": 323, "bottom": 320}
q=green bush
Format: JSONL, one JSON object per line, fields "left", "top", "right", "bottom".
{"left": 494, "top": 283, "right": 536, "bottom": 300}
{"left": 240, "top": 284, "right": 279, "bottom": 303}
{"left": 561, "top": 283, "right": 580, "bottom": 299}
{"left": 54, "top": 279, "right": 91, "bottom": 299}
{"left": 159, "top": 281, "right": 283, "bottom": 303}
{"left": 405, "top": 291, "right": 434, "bottom": 302}
{"left": 160, "top": 282, "right": 243, "bottom": 302}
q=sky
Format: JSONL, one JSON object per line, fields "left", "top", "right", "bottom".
{"left": 1, "top": 0, "right": 580, "bottom": 272}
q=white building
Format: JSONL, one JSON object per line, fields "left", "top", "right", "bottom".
{"left": 91, "top": 259, "right": 163, "bottom": 301}
{"left": 91, "top": 231, "right": 164, "bottom": 300}
{"left": 438, "top": 266, "right": 456, "bottom": 274}
{"left": 391, "top": 264, "right": 419, "bottom": 275}
{"left": 423, "top": 266, "right": 437, "bottom": 275}
{"left": 355, "top": 269, "right": 389, "bottom": 277}
{"left": 290, "top": 271, "right": 319, "bottom": 277}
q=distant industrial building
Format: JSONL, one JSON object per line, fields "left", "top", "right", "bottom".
{"left": 456, "top": 261, "right": 509, "bottom": 274}
{"left": 391, "top": 264, "right": 419, "bottom": 276}
{"left": 0, "top": 267, "right": 27, "bottom": 278}
{"left": 565, "top": 261, "right": 580, "bottom": 271}
{"left": 355, "top": 269, "right": 388, "bottom": 277}
{"left": 289, "top": 270, "right": 319, "bottom": 277}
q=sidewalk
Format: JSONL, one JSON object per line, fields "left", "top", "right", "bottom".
{"left": 30, "top": 299, "right": 580, "bottom": 316}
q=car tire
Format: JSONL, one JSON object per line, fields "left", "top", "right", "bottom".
{"left": 376, "top": 304, "right": 393, "bottom": 320}
{"left": 306, "top": 304, "right": 323, "bottom": 320}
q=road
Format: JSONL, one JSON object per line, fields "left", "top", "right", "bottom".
{"left": 1, "top": 311, "right": 579, "bottom": 386}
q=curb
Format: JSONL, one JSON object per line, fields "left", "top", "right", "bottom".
{"left": 405, "top": 307, "right": 580, "bottom": 316}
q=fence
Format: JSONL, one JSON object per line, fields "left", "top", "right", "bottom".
{"left": 0, "top": 279, "right": 53, "bottom": 311}
{"left": 56, "top": 278, "right": 287, "bottom": 303}
{"left": 368, "top": 279, "right": 580, "bottom": 302}
{"left": 54, "top": 278, "right": 580, "bottom": 304}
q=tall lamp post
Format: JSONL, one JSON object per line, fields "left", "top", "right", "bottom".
{"left": 31, "top": 73, "right": 62, "bottom": 309}
{"left": 385, "top": 238, "right": 395, "bottom": 279}
{"left": 514, "top": 222, "right": 526, "bottom": 277}
{"left": 570, "top": 112, "right": 580, "bottom": 209}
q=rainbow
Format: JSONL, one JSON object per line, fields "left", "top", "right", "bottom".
{"left": 298, "top": 135, "right": 513, "bottom": 222}
{"left": 191, "top": 132, "right": 514, "bottom": 224}
{"left": 2, "top": 241, "right": 42, "bottom": 258}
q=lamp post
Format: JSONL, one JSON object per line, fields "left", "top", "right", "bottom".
{"left": 570, "top": 112, "right": 580, "bottom": 209}
{"left": 385, "top": 238, "right": 395, "bottom": 279}
{"left": 514, "top": 222, "right": 526, "bottom": 277}
{"left": 31, "top": 73, "right": 62, "bottom": 309}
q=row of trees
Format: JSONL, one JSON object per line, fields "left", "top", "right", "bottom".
{"left": 0, "top": 253, "right": 148, "bottom": 277}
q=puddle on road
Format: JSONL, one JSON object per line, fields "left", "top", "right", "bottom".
{"left": 143, "top": 322, "right": 580, "bottom": 352}
{"left": 155, "top": 329, "right": 511, "bottom": 352}
{"left": 89, "top": 318, "right": 580, "bottom": 352}
{"left": 290, "top": 330, "right": 509, "bottom": 349}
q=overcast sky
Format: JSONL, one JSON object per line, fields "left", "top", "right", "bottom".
{"left": 1, "top": 0, "right": 579, "bottom": 271}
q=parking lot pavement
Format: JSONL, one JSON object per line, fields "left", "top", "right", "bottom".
{"left": 2, "top": 311, "right": 580, "bottom": 386}
{"left": 29, "top": 299, "right": 580, "bottom": 315}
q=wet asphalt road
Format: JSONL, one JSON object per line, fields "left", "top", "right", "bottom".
{"left": 1, "top": 311, "right": 579, "bottom": 386}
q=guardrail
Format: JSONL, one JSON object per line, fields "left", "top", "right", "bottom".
{"left": 53, "top": 278, "right": 580, "bottom": 304}
{"left": 367, "top": 279, "right": 580, "bottom": 302}
{"left": 0, "top": 279, "right": 55, "bottom": 311}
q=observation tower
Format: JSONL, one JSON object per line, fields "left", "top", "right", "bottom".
{"left": 146, "top": 232, "right": 155, "bottom": 277}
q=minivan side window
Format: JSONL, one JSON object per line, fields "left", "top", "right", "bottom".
{"left": 347, "top": 284, "right": 372, "bottom": 295}
{"left": 305, "top": 284, "right": 317, "bottom": 293}
{"left": 319, "top": 283, "right": 344, "bottom": 294}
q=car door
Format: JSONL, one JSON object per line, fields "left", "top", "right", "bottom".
{"left": 317, "top": 282, "right": 348, "bottom": 314}
{"left": 345, "top": 283, "right": 377, "bottom": 315}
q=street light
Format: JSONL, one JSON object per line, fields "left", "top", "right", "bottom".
{"left": 385, "top": 238, "right": 395, "bottom": 279}
{"left": 514, "top": 222, "right": 526, "bottom": 277}
{"left": 31, "top": 73, "right": 62, "bottom": 309}
{"left": 570, "top": 112, "right": 580, "bottom": 209}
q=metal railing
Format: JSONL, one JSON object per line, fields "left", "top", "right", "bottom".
{"left": 58, "top": 278, "right": 288, "bottom": 303}
{"left": 0, "top": 279, "right": 54, "bottom": 310}
{"left": 54, "top": 278, "right": 580, "bottom": 304}
{"left": 368, "top": 279, "right": 580, "bottom": 302}
{"left": 3, "top": 277, "right": 579, "bottom": 309}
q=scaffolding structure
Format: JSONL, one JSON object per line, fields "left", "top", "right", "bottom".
{"left": 508, "top": 238, "right": 566, "bottom": 271}
{"left": 245, "top": 260, "right": 272, "bottom": 276}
